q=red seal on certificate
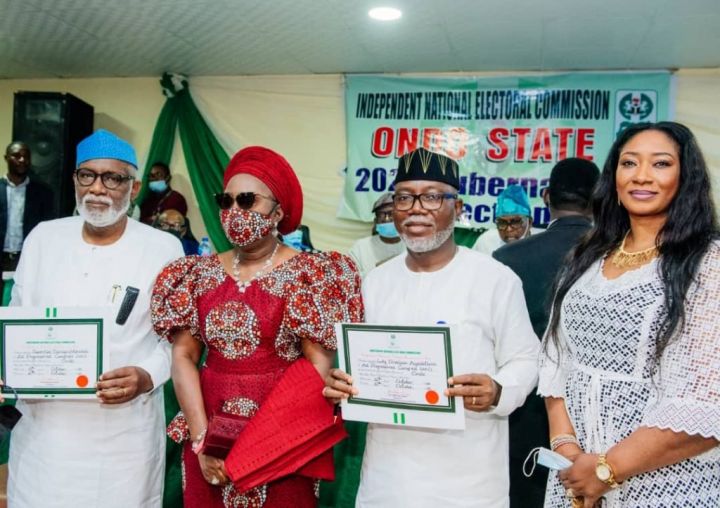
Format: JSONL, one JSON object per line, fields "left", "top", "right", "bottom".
{"left": 76, "top": 375, "right": 89, "bottom": 388}
{"left": 425, "top": 390, "right": 439, "bottom": 405}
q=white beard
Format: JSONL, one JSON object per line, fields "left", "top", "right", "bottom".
{"left": 400, "top": 221, "right": 455, "bottom": 253}
{"left": 76, "top": 187, "right": 131, "bottom": 227}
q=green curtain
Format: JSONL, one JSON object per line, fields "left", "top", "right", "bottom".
{"left": 136, "top": 73, "right": 233, "bottom": 508}
{"left": 137, "top": 73, "right": 231, "bottom": 253}
{"left": 174, "top": 87, "right": 231, "bottom": 253}
{"left": 134, "top": 93, "right": 179, "bottom": 207}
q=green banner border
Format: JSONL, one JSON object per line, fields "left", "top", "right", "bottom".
{"left": 0, "top": 317, "right": 104, "bottom": 396}
{"left": 341, "top": 323, "right": 455, "bottom": 413}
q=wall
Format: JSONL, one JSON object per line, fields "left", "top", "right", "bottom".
{"left": 1, "top": 68, "right": 719, "bottom": 253}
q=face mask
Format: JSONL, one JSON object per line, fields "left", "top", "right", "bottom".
{"left": 148, "top": 180, "right": 168, "bottom": 193}
{"left": 220, "top": 208, "right": 274, "bottom": 247}
{"left": 522, "top": 447, "right": 573, "bottom": 478}
{"left": 164, "top": 228, "right": 183, "bottom": 240}
{"left": 282, "top": 230, "right": 304, "bottom": 250}
{"left": 375, "top": 222, "right": 399, "bottom": 239}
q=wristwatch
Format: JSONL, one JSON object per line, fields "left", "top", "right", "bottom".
{"left": 595, "top": 454, "right": 621, "bottom": 489}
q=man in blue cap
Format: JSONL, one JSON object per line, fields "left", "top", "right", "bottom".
{"left": 7, "top": 129, "right": 184, "bottom": 507}
{"left": 473, "top": 184, "right": 542, "bottom": 255}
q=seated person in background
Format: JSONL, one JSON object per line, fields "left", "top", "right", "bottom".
{"left": 154, "top": 208, "right": 199, "bottom": 255}
{"left": 473, "top": 184, "right": 542, "bottom": 255}
{"left": 140, "top": 161, "right": 188, "bottom": 224}
{"left": 1, "top": 141, "right": 53, "bottom": 273}
{"left": 281, "top": 224, "right": 321, "bottom": 253}
{"left": 348, "top": 192, "right": 405, "bottom": 277}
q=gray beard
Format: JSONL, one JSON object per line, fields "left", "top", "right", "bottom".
{"left": 400, "top": 222, "right": 454, "bottom": 253}
{"left": 76, "top": 188, "right": 131, "bottom": 227}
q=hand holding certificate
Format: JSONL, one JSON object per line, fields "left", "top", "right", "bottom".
{"left": 333, "top": 323, "right": 465, "bottom": 430}
{"left": 0, "top": 307, "right": 110, "bottom": 399}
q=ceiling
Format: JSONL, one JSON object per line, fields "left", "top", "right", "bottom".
{"left": 1, "top": 0, "right": 719, "bottom": 79}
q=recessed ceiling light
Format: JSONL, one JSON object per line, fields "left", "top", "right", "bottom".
{"left": 369, "top": 7, "right": 402, "bottom": 21}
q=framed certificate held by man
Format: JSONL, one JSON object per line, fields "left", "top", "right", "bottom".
{"left": 336, "top": 323, "right": 465, "bottom": 430}
{"left": 0, "top": 307, "right": 111, "bottom": 399}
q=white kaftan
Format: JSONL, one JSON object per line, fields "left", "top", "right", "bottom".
{"left": 7, "top": 216, "right": 184, "bottom": 508}
{"left": 357, "top": 247, "right": 540, "bottom": 508}
{"left": 348, "top": 235, "right": 405, "bottom": 278}
{"left": 538, "top": 246, "right": 720, "bottom": 507}
{"left": 472, "top": 227, "right": 543, "bottom": 255}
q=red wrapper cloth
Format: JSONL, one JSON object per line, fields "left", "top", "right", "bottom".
{"left": 224, "top": 358, "right": 347, "bottom": 492}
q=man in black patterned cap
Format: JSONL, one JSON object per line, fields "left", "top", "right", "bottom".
{"left": 324, "top": 147, "right": 539, "bottom": 507}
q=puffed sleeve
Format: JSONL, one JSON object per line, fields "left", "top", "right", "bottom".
{"left": 285, "top": 252, "right": 364, "bottom": 350}
{"left": 642, "top": 243, "right": 720, "bottom": 439}
{"left": 151, "top": 255, "right": 203, "bottom": 342}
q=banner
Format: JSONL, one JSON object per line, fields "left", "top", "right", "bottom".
{"left": 341, "top": 72, "right": 673, "bottom": 226}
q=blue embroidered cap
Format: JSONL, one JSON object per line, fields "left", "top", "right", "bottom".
{"left": 76, "top": 129, "right": 137, "bottom": 168}
{"left": 496, "top": 184, "right": 532, "bottom": 218}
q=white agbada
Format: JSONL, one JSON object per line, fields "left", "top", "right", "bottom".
{"left": 348, "top": 234, "right": 405, "bottom": 278}
{"left": 472, "top": 227, "right": 544, "bottom": 255}
{"left": 357, "top": 247, "right": 539, "bottom": 508}
{"left": 7, "top": 216, "right": 184, "bottom": 508}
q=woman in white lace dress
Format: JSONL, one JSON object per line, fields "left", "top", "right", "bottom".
{"left": 538, "top": 121, "right": 720, "bottom": 508}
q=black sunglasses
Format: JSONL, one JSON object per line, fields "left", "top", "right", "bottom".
{"left": 214, "top": 192, "right": 277, "bottom": 210}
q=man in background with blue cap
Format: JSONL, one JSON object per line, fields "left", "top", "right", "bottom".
{"left": 473, "top": 184, "right": 542, "bottom": 255}
{"left": 7, "top": 129, "right": 184, "bottom": 507}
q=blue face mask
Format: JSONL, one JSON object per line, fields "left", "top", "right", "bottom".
{"left": 522, "top": 447, "right": 573, "bottom": 478}
{"left": 148, "top": 180, "right": 168, "bottom": 193}
{"left": 375, "top": 222, "right": 399, "bottom": 239}
{"left": 283, "top": 230, "right": 304, "bottom": 250}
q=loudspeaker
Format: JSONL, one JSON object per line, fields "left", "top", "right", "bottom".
{"left": 12, "top": 92, "right": 94, "bottom": 218}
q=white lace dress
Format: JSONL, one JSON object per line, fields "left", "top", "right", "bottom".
{"left": 538, "top": 244, "right": 720, "bottom": 507}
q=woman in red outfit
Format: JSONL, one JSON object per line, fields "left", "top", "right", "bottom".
{"left": 151, "top": 146, "right": 363, "bottom": 508}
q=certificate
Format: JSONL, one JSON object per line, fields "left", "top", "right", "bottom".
{"left": 0, "top": 307, "right": 110, "bottom": 399}
{"left": 336, "top": 323, "right": 465, "bottom": 430}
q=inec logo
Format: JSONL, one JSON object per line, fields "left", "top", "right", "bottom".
{"left": 619, "top": 93, "right": 654, "bottom": 120}
{"left": 614, "top": 90, "right": 658, "bottom": 137}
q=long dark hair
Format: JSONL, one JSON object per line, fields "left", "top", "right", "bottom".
{"left": 547, "top": 121, "right": 718, "bottom": 366}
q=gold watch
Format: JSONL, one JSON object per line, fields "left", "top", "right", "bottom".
{"left": 595, "top": 454, "right": 621, "bottom": 489}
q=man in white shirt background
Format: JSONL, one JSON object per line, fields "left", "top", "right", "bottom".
{"left": 348, "top": 192, "right": 405, "bottom": 277}
{"left": 1, "top": 142, "right": 53, "bottom": 274}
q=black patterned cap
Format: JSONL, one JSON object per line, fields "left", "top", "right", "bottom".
{"left": 394, "top": 148, "right": 460, "bottom": 190}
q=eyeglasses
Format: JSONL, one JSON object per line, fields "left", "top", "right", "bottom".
{"left": 157, "top": 220, "right": 184, "bottom": 231}
{"left": 496, "top": 217, "right": 528, "bottom": 230}
{"left": 214, "top": 192, "right": 277, "bottom": 210}
{"left": 392, "top": 192, "right": 458, "bottom": 211}
{"left": 75, "top": 168, "right": 135, "bottom": 190}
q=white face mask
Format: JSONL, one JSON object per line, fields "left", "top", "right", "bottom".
{"left": 522, "top": 447, "right": 573, "bottom": 478}
{"left": 76, "top": 185, "right": 132, "bottom": 228}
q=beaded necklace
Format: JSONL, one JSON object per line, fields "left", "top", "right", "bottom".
{"left": 232, "top": 242, "right": 279, "bottom": 293}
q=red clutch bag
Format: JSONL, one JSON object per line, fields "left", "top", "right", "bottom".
{"left": 202, "top": 413, "right": 249, "bottom": 459}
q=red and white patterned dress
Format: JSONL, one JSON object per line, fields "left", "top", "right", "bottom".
{"left": 151, "top": 251, "right": 363, "bottom": 508}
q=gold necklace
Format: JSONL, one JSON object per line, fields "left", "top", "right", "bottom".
{"left": 610, "top": 232, "right": 659, "bottom": 269}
